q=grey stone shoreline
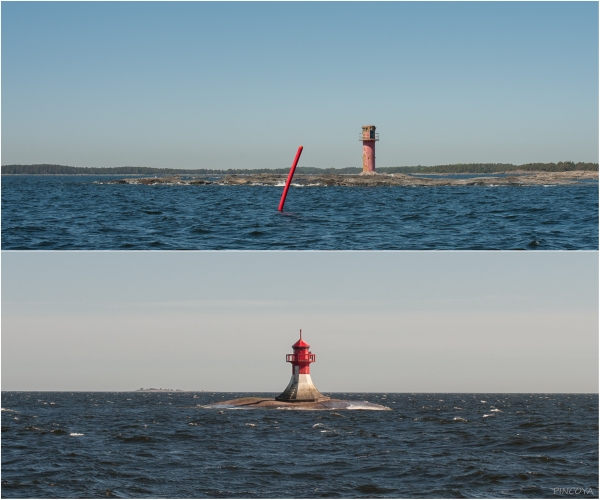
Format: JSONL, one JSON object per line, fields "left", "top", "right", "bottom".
{"left": 108, "top": 170, "right": 597, "bottom": 187}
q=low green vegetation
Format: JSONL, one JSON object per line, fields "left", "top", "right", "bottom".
{"left": 1, "top": 161, "right": 597, "bottom": 175}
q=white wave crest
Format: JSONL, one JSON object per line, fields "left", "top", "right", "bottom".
{"left": 346, "top": 404, "right": 389, "bottom": 410}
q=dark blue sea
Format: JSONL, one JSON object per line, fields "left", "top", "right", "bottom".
{"left": 1, "top": 392, "right": 598, "bottom": 498}
{"left": 1, "top": 176, "right": 598, "bottom": 250}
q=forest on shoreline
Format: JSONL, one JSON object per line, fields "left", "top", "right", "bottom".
{"left": 2, "top": 161, "right": 597, "bottom": 176}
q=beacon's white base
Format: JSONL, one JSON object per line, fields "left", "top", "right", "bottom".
{"left": 276, "top": 368, "right": 329, "bottom": 402}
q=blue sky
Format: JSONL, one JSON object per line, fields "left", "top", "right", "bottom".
{"left": 3, "top": 251, "right": 597, "bottom": 392}
{"left": 2, "top": 2, "right": 598, "bottom": 169}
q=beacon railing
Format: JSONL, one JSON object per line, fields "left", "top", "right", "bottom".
{"left": 286, "top": 353, "right": 316, "bottom": 363}
{"left": 359, "top": 133, "right": 379, "bottom": 141}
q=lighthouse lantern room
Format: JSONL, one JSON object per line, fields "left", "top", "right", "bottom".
{"left": 276, "top": 330, "right": 330, "bottom": 402}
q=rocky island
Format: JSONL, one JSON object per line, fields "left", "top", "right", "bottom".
{"left": 109, "top": 170, "right": 597, "bottom": 187}
{"left": 136, "top": 388, "right": 184, "bottom": 393}
{"left": 203, "top": 397, "right": 390, "bottom": 411}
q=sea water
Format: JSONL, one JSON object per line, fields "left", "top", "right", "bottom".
{"left": 1, "top": 175, "right": 598, "bottom": 250}
{"left": 1, "top": 392, "right": 597, "bottom": 498}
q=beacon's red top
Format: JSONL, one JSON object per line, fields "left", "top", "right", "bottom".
{"left": 292, "top": 337, "right": 310, "bottom": 349}
{"left": 285, "top": 330, "right": 315, "bottom": 374}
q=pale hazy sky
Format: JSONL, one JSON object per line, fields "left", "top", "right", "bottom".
{"left": 2, "top": 251, "right": 597, "bottom": 392}
{"left": 2, "top": 2, "right": 598, "bottom": 170}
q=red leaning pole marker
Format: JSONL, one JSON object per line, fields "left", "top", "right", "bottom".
{"left": 278, "top": 146, "right": 303, "bottom": 211}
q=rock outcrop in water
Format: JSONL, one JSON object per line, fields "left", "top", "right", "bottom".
{"left": 203, "top": 397, "right": 390, "bottom": 410}
{"left": 111, "top": 177, "right": 211, "bottom": 185}
{"left": 109, "top": 170, "right": 597, "bottom": 187}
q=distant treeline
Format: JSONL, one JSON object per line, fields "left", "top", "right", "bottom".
{"left": 0, "top": 164, "right": 356, "bottom": 175}
{"left": 379, "top": 162, "right": 598, "bottom": 174}
{"left": 2, "top": 161, "right": 597, "bottom": 175}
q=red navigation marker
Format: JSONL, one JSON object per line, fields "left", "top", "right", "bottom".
{"left": 278, "top": 146, "right": 303, "bottom": 211}
{"left": 360, "top": 125, "right": 379, "bottom": 173}
{"left": 275, "top": 330, "right": 329, "bottom": 402}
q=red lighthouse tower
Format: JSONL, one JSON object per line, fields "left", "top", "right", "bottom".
{"left": 276, "top": 330, "right": 329, "bottom": 402}
{"left": 360, "top": 125, "right": 379, "bottom": 173}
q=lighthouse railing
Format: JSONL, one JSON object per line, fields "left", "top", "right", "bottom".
{"left": 359, "top": 133, "right": 379, "bottom": 141}
{"left": 286, "top": 353, "right": 316, "bottom": 363}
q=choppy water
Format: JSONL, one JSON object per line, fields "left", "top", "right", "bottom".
{"left": 1, "top": 392, "right": 597, "bottom": 498}
{"left": 1, "top": 176, "right": 597, "bottom": 249}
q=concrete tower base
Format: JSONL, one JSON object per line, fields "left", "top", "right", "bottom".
{"left": 276, "top": 370, "right": 330, "bottom": 402}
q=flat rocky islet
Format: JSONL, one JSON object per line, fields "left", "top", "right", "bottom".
{"left": 135, "top": 389, "right": 184, "bottom": 393}
{"left": 203, "top": 397, "right": 391, "bottom": 410}
{"left": 109, "top": 170, "right": 597, "bottom": 187}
